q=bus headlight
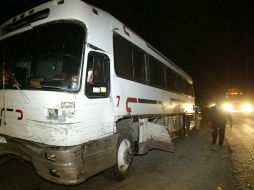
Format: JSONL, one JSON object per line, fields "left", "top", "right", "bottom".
{"left": 241, "top": 103, "right": 252, "bottom": 112}
{"left": 223, "top": 103, "right": 232, "bottom": 112}
{"left": 61, "top": 101, "right": 75, "bottom": 109}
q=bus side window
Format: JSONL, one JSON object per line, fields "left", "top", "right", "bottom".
{"left": 85, "top": 52, "right": 110, "bottom": 98}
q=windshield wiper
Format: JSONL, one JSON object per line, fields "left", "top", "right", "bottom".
{"left": 11, "top": 74, "right": 21, "bottom": 88}
{"left": 11, "top": 73, "right": 31, "bottom": 104}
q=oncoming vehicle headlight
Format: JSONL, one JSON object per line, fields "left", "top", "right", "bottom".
{"left": 223, "top": 103, "right": 232, "bottom": 112}
{"left": 241, "top": 103, "right": 253, "bottom": 112}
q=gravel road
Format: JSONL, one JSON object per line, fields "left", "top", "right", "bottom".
{"left": 226, "top": 113, "right": 254, "bottom": 190}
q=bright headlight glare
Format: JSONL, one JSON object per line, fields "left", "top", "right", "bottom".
{"left": 209, "top": 103, "right": 216, "bottom": 107}
{"left": 241, "top": 103, "right": 252, "bottom": 112}
{"left": 223, "top": 103, "right": 232, "bottom": 111}
{"left": 184, "top": 104, "right": 193, "bottom": 113}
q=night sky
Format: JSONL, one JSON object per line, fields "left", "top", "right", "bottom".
{"left": 0, "top": 0, "right": 253, "bottom": 103}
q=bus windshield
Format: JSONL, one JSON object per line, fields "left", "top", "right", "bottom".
{"left": 0, "top": 22, "right": 85, "bottom": 92}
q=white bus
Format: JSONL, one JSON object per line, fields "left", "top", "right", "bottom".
{"left": 0, "top": 0, "right": 195, "bottom": 185}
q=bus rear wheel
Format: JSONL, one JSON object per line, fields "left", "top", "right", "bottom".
{"left": 103, "top": 134, "right": 134, "bottom": 181}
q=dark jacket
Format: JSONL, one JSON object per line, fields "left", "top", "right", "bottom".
{"left": 207, "top": 106, "right": 232, "bottom": 127}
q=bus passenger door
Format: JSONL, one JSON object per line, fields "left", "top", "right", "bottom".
{"left": 84, "top": 51, "right": 114, "bottom": 136}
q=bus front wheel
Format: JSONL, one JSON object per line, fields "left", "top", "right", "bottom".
{"left": 103, "top": 134, "right": 134, "bottom": 181}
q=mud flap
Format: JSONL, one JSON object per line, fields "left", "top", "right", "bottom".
{"left": 148, "top": 122, "right": 175, "bottom": 153}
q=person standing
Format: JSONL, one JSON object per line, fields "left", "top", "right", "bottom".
{"left": 207, "top": 103, "right": 233, "bottom": 150}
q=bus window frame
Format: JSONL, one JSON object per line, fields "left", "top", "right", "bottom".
{"left": 85, "top": 51, "right": 111, "bottom": 99}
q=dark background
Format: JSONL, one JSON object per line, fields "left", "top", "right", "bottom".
{"left": 0, "top": 0, "right": 253, "bottom": 104}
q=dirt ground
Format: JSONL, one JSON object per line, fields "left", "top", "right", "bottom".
{"left": 0, "top": 123, "right": 233, "bottom": 190}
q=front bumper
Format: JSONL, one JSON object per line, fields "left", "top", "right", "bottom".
{"left": 0, "top": 135, "right": 86, "bottom": 185}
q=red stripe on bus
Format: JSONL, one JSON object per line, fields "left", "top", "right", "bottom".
{"left": 16, "top": 109, "right": 23, "bottom": 120}
{"left": 126, "top": 97, "right": 137, "bottom": 113}
{"left": 0, "top": 108, "right": 4, "bottom": 116}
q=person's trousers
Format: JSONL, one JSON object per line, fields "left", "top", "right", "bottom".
{"left": 211, "top": 125, "right": 225, "bottom": 146}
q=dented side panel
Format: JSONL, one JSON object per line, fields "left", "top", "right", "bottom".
{"left": 0, "top": 90, "right": 115, "bottom": 146}
{"left": 137, "top": 118, "right": 175, "bottom": 154}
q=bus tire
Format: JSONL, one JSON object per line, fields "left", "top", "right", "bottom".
{"left": 103, "top": 134, "right": 134, "bottom": 181}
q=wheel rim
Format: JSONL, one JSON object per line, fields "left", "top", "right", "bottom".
{"left": 117, "top": 138, "right": 132, "bottom": 172}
